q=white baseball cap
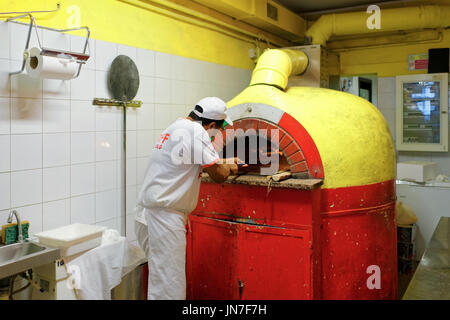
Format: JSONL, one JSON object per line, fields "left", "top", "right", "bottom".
{"left": 193, "top": 97, "right": 233, "bottom": 126}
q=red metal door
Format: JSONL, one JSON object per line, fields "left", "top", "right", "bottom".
{"left": 186, "top": 215, "right": 312, "bottom": 300}
{"left": 186, "top": 215, "right": 239, "bottom": 299}
{"left": 236, "top": 223, "right": 311, "bottom": 300}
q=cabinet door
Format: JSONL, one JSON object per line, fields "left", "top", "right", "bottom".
{"left": 236, "top": 224, "right": 312, "bottom": 300}
{"left": 396, "top": 73, "right": 448, "bottom": 152}
{"left": 186, "top": 215, "right": 313, "bottom": 300}
{"left": 186, "top": 215, "right": 239, "bottom": 300}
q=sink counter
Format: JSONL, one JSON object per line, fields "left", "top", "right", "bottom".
{"left": 0, "top": 241, "right": 60, "bottom": 279}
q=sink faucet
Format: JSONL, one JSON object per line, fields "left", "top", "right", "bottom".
{"left": 7, "top": 210, "right": 23, "bottom": 243}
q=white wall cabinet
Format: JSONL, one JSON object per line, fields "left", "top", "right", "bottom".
{"left": 396, "top": 73, "right": 448, "bottom": 152}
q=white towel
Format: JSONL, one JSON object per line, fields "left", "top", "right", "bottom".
{"left": 66, "top": 230, "right": 126, "bottom": 300}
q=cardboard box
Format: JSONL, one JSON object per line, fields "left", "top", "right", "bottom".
{"left": 397, "top": 161, "right": 437, "bottom": 182}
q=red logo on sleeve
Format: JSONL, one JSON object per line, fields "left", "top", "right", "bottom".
{"left": 155, "top": 133, "right": 170, "bottom": 150}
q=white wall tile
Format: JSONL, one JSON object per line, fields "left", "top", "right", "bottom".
{"left": 155, "top": 51, "right": 172, "bottom": 79}
{"left": 171, "top": 104, "right": 186, "bottom": 120}
{"left": 96, "top": 217, "right": 118, "bottom": 231}
{"left": 397, "top": 151, "right": 432, "bottom": 164}
{"left": 70, "top": 68, "right": 95, "bottom": 100}
{"left": 155, "top": 78, "right": 171, "bottom": 104}
{"left": 430, "top": 152, "right": 450, "bottom": 176}
{"left": 0, "top": 210, "right": 9, "bottom": 224}
{"left": 115, "top": 160, "right": 124, "bottom": 190}
{"left": 136, "top": 76, "right": 154, "bottom": 103}
{"left": 126, "top": 214, "right": 136, "bottom": 242}
{"left": 0, "top": 59, "right": 10, "bottom": 97}
{"left": 43, "top": 166, "right": 70, "bottom": 202}
{"left": 118, "top": 45, "right": 137, "bottom": 62}
{"left": 42, "top": 29, "right": 71, "bottom": 52}
{"left": 95, "top": 106, "right": 120, "bottom": 131}
{"left": 136, "top": 103, "right": 154, "bottom": 130}
{"left": 9, "top": 23, "right": 42, "bottom": 61}
{"left": 0, "top": 135, "right": 10, "bottom": 172}
{"left": 96, "top": 161, "right": 116, "bottom": 192}
{"left": 11, "top": 134, "right": 42, "bottom": 171}
{"left": 0, "top": 21, "right": 9, "bottom": 59}
{"left": 96, "top": 132, "right": 117, "bottom": 161}
{"left": 126, "top": 158, "right": 137, "bottom": 186}
{"left": 11, "top": 169, "right": 42, "bottom": 207}
{"left": 126, "top": 107, "right": 137, "bottom": 131}
{"left": 136, "top": 48, "right": 154, "bottom": 77}
{"left": 378, "top": 91, "right": 396, "bottom": 109}
{"left": 71, "top": 132, "right": 95, "bottom": 164}
{"left": 43, "top": 99, "right": 70, "bottom": 133}
{"left": 14, "top": 203, "right": 42, "bottom": 236}
{"left": 0, "top": 97, "right": 9, "bottom": 134}
{"left": 153, "top": 104, "right": 173, "bottom": 130}
{"left": 137, "top": 157, "right": 148, "bottom": 186}
{"left": 71, "top": 100, "right": 95, "bottom": 132}
{"left": 170, "top": 55, "right": 186, "bottom": 81}
{"left": 116, "top": 131, "right": 123, "bottom": 161}
{"left": 126, "top": 130, "right": 137, "bottom": 159}
{"left": 95, "top": 70, "right": 110, "bottom": 99}
{"left": 71, "top": 36, "right": 95, "bottom": 70}
{"left": 43, "top": 133, "right": 70, "bottom": 167}
{"left": 378, "top": 77, "right": 395, "bottom": 94}
{"left": 10, "top": 61, "right": 42, "bottom": 99}
{"left": 378, "top": 107, "right": 396, "bottom": 140}
{"left": 184, "top": 57, "right": 203, "bottom": 82}
{"left": 171, "top": 80, "right": 185, "bottom": 105}
{"left": 184, "top": 82, "right": 203, "bottom": 105}
{"left": 10, "top": 98, "right": 42, "bottom": 134}
{"left": 70, "top": 194, "right": 95, "bottom": 224}
{"left": 137, "top": 130, "right": 154, "bottom": 157}
{"left": 0, "top": 172, "right": 10, "bottom": 210}
{"left": 126, "top": 185, "right": 137, "bottom": 215}
{"left": 95, "top": 40, "right": 117, "bottom": 72}
{"left": 43, "top": 78, "right": 70, "bottom": 100}
{"left": 71, "top": 163, "right": 95, "bottom": 196}
{"left": 96, "top": 189, "right": 117, "bottom": 222}
{"left": 42, "top": 199, "right": 70, "bottom": 231}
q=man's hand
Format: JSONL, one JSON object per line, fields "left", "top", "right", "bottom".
{"left": 204, "top": 157, "right": 246, "bottom": 183}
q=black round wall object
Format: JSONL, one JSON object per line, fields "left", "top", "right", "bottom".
{"left": 108, "top": 55, "right": 140, "bottom": 102}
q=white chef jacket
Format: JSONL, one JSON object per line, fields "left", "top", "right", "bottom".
{"left": 135, "top": 118, "right": 219, "bottom": 225}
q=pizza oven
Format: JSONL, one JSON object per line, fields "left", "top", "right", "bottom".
{"left": 186, "top": 46, "right": 398, "bottom": 300}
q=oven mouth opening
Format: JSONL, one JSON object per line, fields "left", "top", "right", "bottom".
{"left": 219, "top": 134, "right": 291, "bottom": 176}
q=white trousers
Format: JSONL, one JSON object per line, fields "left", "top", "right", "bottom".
{"left": 145, "top": 207, "right": 187, "bottom": 300}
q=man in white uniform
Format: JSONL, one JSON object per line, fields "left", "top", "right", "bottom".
{"left": 134, "top": 97, "right": 240, "bottom": 300}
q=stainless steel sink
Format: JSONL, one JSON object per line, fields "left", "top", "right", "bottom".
{"left": 0, "top": 241, "right": 60, "bottom": 279}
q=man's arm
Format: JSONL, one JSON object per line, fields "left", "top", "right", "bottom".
{"left": 204, "top": 163, "right": 238, "bottom": 183}
{"left": 203, "top": 158, "right": 241, "bottom": 183}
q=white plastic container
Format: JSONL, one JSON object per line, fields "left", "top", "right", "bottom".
{"left": 35, "top": 223, "right": 107, "bottom": 257}
{"left": 397, "top": 161, "right": 437, "bottom": 182}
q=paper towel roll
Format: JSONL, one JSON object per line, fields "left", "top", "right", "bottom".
{"left": 25, "top": 47, "right": 79, "bottom": 80}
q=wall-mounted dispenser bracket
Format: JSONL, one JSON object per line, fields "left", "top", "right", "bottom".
{"left": 3, "top": 6, "right": 90, "bottom": 78}
{"left": 92, "top": 98, "right": 142, "bottom": 108}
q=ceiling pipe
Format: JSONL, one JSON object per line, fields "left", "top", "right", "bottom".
{"left": 299, "top": 0, "right": 416, "bottom": 18}
{"left": 305, "top": 5, "right": 450, "bottom": 46}
{"left": 250, "top": 49, "right": 308, "bottom": 90}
